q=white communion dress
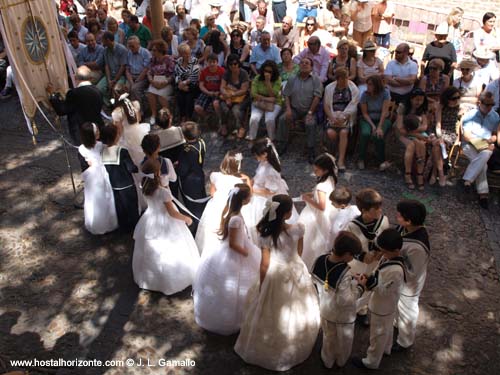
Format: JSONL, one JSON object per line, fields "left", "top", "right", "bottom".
{"left": 132, "top": 186, "right": 200, "bottom": 295}
{"left": 78, "top": 142, "right": 118, "bottom": 235}
{"left": 193, "top": 214, "right": 261, "bottom": 335}
{"left": 195, "top": 172, "right": 244, "bottom": 255}
{"left": 234, "top": 223, "right": 320, "bottom": 371}
{"left": 299, "top": 176, "right": 336, "bottom": 270}
{"left": 242, "top": 161, "right": 299, "bottom": 243}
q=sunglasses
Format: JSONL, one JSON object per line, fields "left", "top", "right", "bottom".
{"left": 449, "top": 96, "right": 461, "bottom": 100}
{"left": 229, "top": 62, "right": 239, "bottom": 66}
{"left": 460, "top": 68, "right": 471, "bottom": 71}
{"left": 306, "top": 23, "right": 315, "bottom": 26}
{"left": 481, "top": 102, "right": 495, "bottom": 107}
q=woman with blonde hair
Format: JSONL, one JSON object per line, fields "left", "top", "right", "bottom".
{"left": 446, "top": 7, "right": 465, "bottom": 61}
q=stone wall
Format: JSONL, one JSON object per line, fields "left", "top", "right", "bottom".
{"left": 394, "top": 0, "right": 500, "bottom": 23}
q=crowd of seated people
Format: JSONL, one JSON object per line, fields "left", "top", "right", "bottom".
{"left": 5, "top": 1, "right": 500, "bottom": 208}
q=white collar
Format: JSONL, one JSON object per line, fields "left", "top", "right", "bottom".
{"left": 77, "top": 81, "right": 92, "bottom": 87}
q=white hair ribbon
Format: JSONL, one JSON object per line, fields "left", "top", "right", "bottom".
{"left": 325, "top": 152, "right": 338, "bottom": 174}
{"left": 92, "top": 123, "right": 98, "bottom": 136}
{"left": 266, "top": 138, "right": 280, "bottom": 164}
{"left": 264, "top": 200, "right": 280, "bottom": 222}
{"left": 228, "top": 186, "right": 240, "bottom": 205}
{"left": 234, "top": 152, "right": 243, "bottom": 172}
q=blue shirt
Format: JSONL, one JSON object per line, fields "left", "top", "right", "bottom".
{"left": 127, "top": 47, "right": 151, "bottom": 75}
{"left": 77, "top": 44, "right": 105, "bottom": 69}
{"left": 462, "top": 107, "right": 500, "bottom": 140}
{"left": 249, "top": 44, "right": 282, "bottom": 69}
{"left": 104, "top": 43, "right": 128, "bottom": 77}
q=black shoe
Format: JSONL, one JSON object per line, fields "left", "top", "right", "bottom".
{"left": 351, "top": 357, "right": 372, "bottom": 369}
{"left": 391, "top": 342, "right": 410, "bottom": 353}
{"left": 479, "top": 197, "right": 489, "bottom": 210}
{"left": 307, "top": 148, "right": 315, "bottom": 164}
{"left": 356, "top": 313, "right": 370, "bottom": 327}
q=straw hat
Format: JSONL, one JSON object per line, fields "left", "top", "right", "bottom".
{"left": 473, "top": 48, "right": 495, "bottom": 60}
{"left": 458, "top": 58, "right": 480, "bottom": 70}
{"left": 337, "top": 39, "right": 349, "bottom": 49}
{"left": 434, "top": 22, "right": 449, "bottom": 35}
{"left": 163, "top": 1, "right": 174, "bottom": 13}
{"left": 208, "top": 0, "right": 223, "bottom": 6}
{"left": 362, "top": 40, "right": 377, "bottom": 51}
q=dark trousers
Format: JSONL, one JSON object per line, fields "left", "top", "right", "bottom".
{"left": 177, "top": 89, "right": 198, "bottom": 119}
{"left": 113, "top": 186, "right": 139, "bottom": 233}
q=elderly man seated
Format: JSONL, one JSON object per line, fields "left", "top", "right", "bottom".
{"left": 276, "top": 57, "right": 323, "bottom": 162}
{"left": 292, "top": 36, "right": 330, "bottom": 83}
{"left": 459, "top": 91, "right": 500, "bottom": 209}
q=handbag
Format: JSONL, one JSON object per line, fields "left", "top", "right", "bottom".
{"left": 223, "top": 87, "right": 246, "bottom": 104}
{"left": 254, "top": 99, "right": 274, "bottom": 112}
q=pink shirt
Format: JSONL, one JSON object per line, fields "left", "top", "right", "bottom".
{"left": 293, "top": 46, "right": 330, "bottom": 82}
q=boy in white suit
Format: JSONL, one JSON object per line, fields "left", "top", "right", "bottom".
{"left": 394, "top": 200, "right": 430, "bottom": 351}
{"left": 311, "top": 231, "right": 366, "bottom": 368}
{"left": 352, "top": 228, "right": 407, "bottom": 370}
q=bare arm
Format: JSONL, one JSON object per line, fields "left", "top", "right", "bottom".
{"left": 165, "top": 201, "right": 192, "bottom": 225}
{"left": 303, "top": 190, "right": 327, "bottom": 211}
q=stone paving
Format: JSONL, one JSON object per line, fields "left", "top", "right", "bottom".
{"left": 1, "top": 97, "right": 500, "bottom": 375}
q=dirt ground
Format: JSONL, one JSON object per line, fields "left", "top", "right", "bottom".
{"left": 1, "top": 97, "right": 500, "bottom": 375}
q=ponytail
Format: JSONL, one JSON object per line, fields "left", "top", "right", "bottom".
{"left": 251, "top": 138, "right": 282, "bottom": 173}
{"left": 257, "top": 195, "right": 293, "bottom": 247}
{"left": 218, "top": 183, "right": 251, "bottom": 240}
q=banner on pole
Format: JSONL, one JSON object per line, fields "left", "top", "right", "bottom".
{"left": 0, "top": 0, "right": 68, "bottom": 119}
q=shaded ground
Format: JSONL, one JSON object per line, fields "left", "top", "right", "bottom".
{"left": 1, "top": 97, "right": 500, "bottom": 375}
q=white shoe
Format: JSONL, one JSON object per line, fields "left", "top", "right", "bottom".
{"left": 379, "top": 161, "right": 391, "bottom": 171}
{"left": 149, "top": 116, "right": 156, "bottom": 125}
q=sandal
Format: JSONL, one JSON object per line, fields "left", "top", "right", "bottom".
{"left": 405, "top": 172, "right": 415, "bottom": 190}
{"left": 417, "top": 173, "right": 425, "bottom": 191}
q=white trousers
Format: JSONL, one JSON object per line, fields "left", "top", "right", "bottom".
{"left": 462, "top": 143, "right": 493, "bottom": 194}
{"left": 248, "top": 104, "right": 281, "bottom": 140}
{"left": 397, "top": 294, "right": 419, "bottom": 348}
{"left": 362, "top": 312, "right": 395, "bottom": 369}
{"left": 321, "top": 318, "right": 354, "bottom": 368}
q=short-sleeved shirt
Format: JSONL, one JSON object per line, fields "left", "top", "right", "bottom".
{"left": 360, "top": 88, "right": 390, "bottom": 122}
{"left": 200, "top": 66, "right": 225, "bottom": 92}
{"left": 127, "top": 47, "right": 152, "bottom": 76}
{"left": 222, "top": 69, "right": 249, "bottom": 90}
{"left": 385, "top": 58, "right": 418, "bottom": 95}
{"left": 104, "top": 43, "right": 128, "bottom": 77}
{"left": 251, "top": 75, "right": 283, "bottom": 106}
{"left": 77, "top": 45, "right": 105, "bottom": 69}
{"left": 272, "top": 27, "right": 299, "bottom": 51}
{"left": 250, "top": 44, "right": 282, "bottom": 69}
{"left": 462, "top": 108, "right": 500, "bottom": 140}
{"left": 283, "top": 73, "right": 324, "bottom": 113}
{"left": 127, "top": 24, "right": 152, "bottom": 48}
{"left": 350, "top": 1, "right": 373, "bottom": 32}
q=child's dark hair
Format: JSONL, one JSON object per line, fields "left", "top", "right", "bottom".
{"left": 333, "top": 231, "right": 362, "bottom": 257}
{"left": 80, "top": 122, "right": 97, "bottom": 148}
{"left": 141, "top": 159, "right": 161, "bottom": 196}
{"left": 207, "top": 53, "right": 219, "bottom": 62}
{"left": 157, "top": 108, "right": 171, "bottom": 129}
{"left": 403, "top": 114, "right": 420, "bottom": 132}
{"left": 220, "top": 150, "right": 242, "bottom": 175}
{"left": 251, "top": 138, "right": 281, "bottom": 173}
{"left": 376, "top": 228, "right": 402, "bottom": 252}
{"left": 397, "top": 199, "right": 427, "bottom": 226}
{"left": 329, "top": 186, "right": 352, "bottom": 206}
{"left": 355, "top": 188, "right": 382, "bottom": 212}
{"left": 218, "top": 183, "right": 251, "bottom": 240}
{"left": 257, "top": 194, "right": 293, "bottom": 246}
{"left": 404, "top": 88, "right": 429, "bottom": 115}
{"left": 100, "top": 124, "right": 118, "bottom": 146}
{"left": 141, "top": 133, "right": 160, "bottom": 156}
{"left": 182, "top": 121, "right": 201, "bottom": 140}
{"left": 314, "top": 153, "right": 338, "bottom": 185}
